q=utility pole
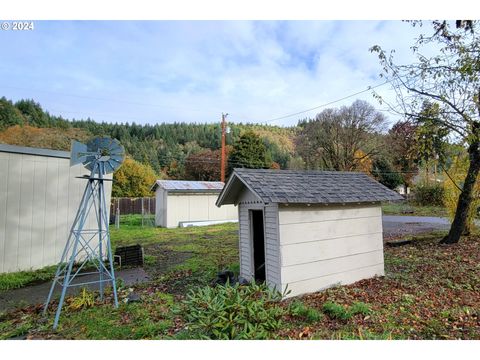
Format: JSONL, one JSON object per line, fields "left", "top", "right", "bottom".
{"left": 221, "top": 112, "right": 228, "bottom": 183}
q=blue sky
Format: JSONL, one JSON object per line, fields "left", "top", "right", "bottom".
{"left": 0, "top": 20, "right": 427, "bottom": 126}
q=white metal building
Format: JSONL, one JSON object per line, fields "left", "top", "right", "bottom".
{"left": 152, "top": 180, "right": 237, "bottom": 228}
{"left": 216, "top": 169, "right": 403, "bottom": 298}
{"left": 0, "top": 143, "right": 112, "bottom": 273}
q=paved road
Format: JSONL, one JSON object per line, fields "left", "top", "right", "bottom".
{"left": 382, "top": 215, "right": 450, "bottom": 239}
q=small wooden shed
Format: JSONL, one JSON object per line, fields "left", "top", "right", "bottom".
{"left": 216, "top": 169, "right": 402, "bottom": 298}
{"left": 152, "top": 180, "right": 238, "bottom": 228}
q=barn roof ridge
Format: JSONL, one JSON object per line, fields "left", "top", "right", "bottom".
{"left": 216, "top": 168, "right": 404, "bottom": 206}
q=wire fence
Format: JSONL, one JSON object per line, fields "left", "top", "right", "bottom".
{"left": 110, "top": 197, "right": 156, "bottom": 228}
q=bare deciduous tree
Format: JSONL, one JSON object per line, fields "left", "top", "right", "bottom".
{"left": 296, "top": 100, "right": 386, "bottom": 171}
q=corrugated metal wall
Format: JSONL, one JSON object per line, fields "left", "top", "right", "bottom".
{"left": 0, "top": 150, "right": 112, "bottom": 273}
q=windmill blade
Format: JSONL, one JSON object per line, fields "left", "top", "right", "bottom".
{"left": 76, "top": 137, "right": 125, "bottom": 175}
{"left": 70, "top": 141, "right": 88, "bottom": 167}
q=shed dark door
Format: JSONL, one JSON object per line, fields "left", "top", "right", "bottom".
{"left": 250, "top": 210, "right": 266, "bottom": 282}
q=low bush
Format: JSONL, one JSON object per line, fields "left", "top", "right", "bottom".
{"left": 322, "top": 301, "right": 352, "bottom": 320}
{"left": 413, "top": 183, "right": 445, "bottom": 206}
{"left": 349, "top": 301, "right": 372, "bottom": 316}
{"left": 289, "top": 300, "right": 323, "bottom": 323}
{"left": 322, "top": 301, "right": 371, "bottom": 321}
{"left": 67, "top": 288, "right": 95, "bottom": 311}
{"left": 180, "top": 282, "right": 285, "bottom": 339}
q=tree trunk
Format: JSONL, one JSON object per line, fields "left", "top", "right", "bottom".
{"left": 440, "top": 138, "right": 480, "bottom": 244}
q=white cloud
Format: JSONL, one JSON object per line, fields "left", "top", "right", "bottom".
{"left": 0, "top": 20, "right": 434, "bottom": 127}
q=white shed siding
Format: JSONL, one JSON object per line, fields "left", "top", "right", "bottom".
{"left": 264, "top": 204, "right": 281, "bottom": 291}
{"left": 0, "top": 151, "right": 112, "bottom": 273}
{"left": 155, "top": 188, "right": 166, "bottom": 227}
{"left": 236, "top": 188, "right": 281, "bottom": 290}
{"left": 278, "top": 204, "right": 384, "bottom": 298}
{"left": 238, "top": 204, "right": 252, "bottom": 281}
{"left": 162, "top": 193, "right": 237, "bottom": 228}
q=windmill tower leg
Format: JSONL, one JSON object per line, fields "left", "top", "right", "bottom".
{"left": 53, "top": 179, "right": 94, "bottom": 329}
{"left": 43, "top": 181, "right": 91, "bottom": 316}
{"left": 44, "top": 137, "right": 124, "bottom": 329}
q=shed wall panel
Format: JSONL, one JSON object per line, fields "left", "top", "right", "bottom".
{"left": 278, "top": 204, "right": 381, "bottom": 224}
{"left": 281, "top": 249, "right": 384, "bottom": 283}
{"left": 279, "top": 215, "right": 382, "bottom": 245}
{"left": 264, "top": 204, "right": 281, "bottom": 290}
{"left": 236, "top": 187, "right": 281, "bottom": 290}
{"left": 278, "top": 204, "right": 384, "bottom": 297}
{"left": 0, "top": 151, "right": 112, "bottom": 273}
{"left": 164, "top": 193, "right": 237, "bottom": 228}
{"left": 281, "top": 232, "right": 383, "bottom": 267}
{"left": 154, "top": 188, "right": 165, "bottom": 227}
{"left": 282, "top": 263, "right": 384, "bottom": 298}
{"left": 238, "top": 204, "right": 252, "bottom": 281}
{"left": 0, "top": 157, "right": 8, "bottom": 272}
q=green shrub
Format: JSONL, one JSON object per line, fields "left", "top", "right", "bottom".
{"left": 322, "top": 301, "right": 371, "bottom": 321}
{"left": 349, "top": 301, "right": 372, "bottom": 316}
{"left": 180, "top": 282, "right": 285, "bottom": 339}
{"left": 413, "top": 183, "right": 445, "bottom": 206}
{"left": 322, "top": 301, "right": 352, "bottom": 320}
{"left": 289, "top": 300, "right": 323, "bottom": 323}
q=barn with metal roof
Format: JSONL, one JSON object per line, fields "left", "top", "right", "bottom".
{"left": 216, "top": 168, "right": 403, "bottom": 298}
{"left": 151, "top": 180, "right": 237, "bottom": 228}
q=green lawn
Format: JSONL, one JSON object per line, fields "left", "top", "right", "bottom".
{"left": 1, "top": 215, "right": 479, "bottom": 340}
{"left": 382, "top": 201, "right": 448, "bottom": 217}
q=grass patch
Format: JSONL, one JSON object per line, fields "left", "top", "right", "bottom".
{"left": 0, "top": 265, "right": 57, "bottom": 291}
{"left": 382, "top": 201, "right": 448, "bottom": 217}
{"left": 322, "top": 301, "right": 371, "bottom": 321}
{"left": 322, "top": 301, "right": 352, "bottom": 321}
{"left": 289, "top": 300, "right": 323, "bottom": 323}
{"left": 2, "top": 215, "right": 480, "bottom": 340}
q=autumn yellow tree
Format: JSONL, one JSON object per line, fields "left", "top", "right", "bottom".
{"left": 444, "top": 154, "right": 480, "bottom": 235}
{"left": 112, "top": 158, "right": 159, "bottom": 197}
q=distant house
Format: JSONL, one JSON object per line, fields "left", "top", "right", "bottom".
{"left": 0, "top": 143, "right": 112, "bottom": 273}
{"left": 216, "top": 169, "right": 403, "bottom": 298}
{"left": 151, "top": 180, "right": 238, "bottom": 228}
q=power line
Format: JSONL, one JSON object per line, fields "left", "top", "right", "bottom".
{"left": 260, "top": 80, "right": 392, "bottom": 124}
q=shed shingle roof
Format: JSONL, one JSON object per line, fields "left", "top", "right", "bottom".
{"left": 216, "top": 169, "right": 403, "bottom": 206}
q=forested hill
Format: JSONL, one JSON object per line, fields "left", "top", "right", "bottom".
{"left": 0, "top": 97, "right": 296, "bottom": 176}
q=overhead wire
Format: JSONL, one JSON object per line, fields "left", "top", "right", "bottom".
{"left": 259, "top": 80, "right": 393, "bottom": 124}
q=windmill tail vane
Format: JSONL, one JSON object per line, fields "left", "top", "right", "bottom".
{"left": 43, "top": 137, "right": 125, "bottom": 329}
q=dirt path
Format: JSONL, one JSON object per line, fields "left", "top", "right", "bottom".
{"left": 0, "top": 268, "right": 149, "bottom": 312}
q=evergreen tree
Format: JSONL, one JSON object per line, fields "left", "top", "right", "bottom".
{"left": 0, "top": 97, "right": 25, "bottom": 129}
{"left": 371, "top": 158, "right": 403, "bottom": 190}
{"left": 228, "top": 131, "right": 271, "bottom": 172}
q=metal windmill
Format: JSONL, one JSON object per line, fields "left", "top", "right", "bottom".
{"left": 44, "top": 137, "right": 125, "bottom": 329}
